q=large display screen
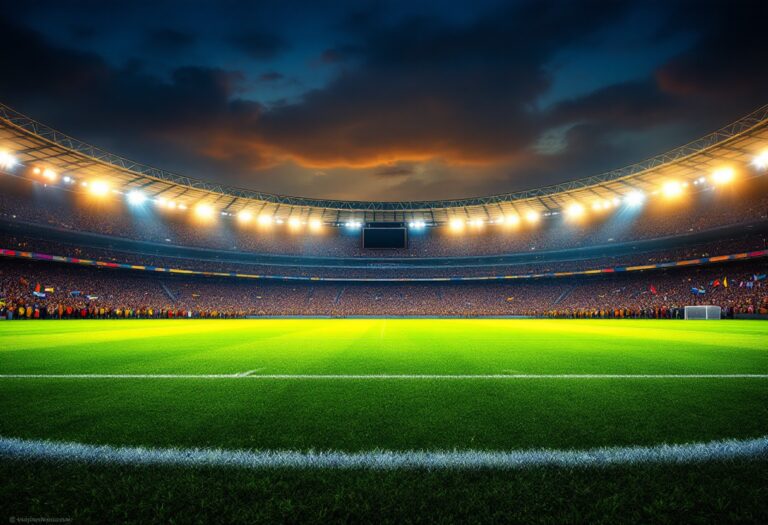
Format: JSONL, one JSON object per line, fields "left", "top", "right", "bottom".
{"left": 362, "top": 228, "right": 408, "bottom": 249}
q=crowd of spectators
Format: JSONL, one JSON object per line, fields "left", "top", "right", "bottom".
{"left": 1, "top": 231, "right": 765, "bottom": 280}
{"left": 2, "top": 258, "right": 766, "bottom": 319}
{"left": 1, "top": 175, "right": 767, "bottom": 259}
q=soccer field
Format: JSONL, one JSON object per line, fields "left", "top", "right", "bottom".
{"left": 1, "top": 319, "right": 767, "bottom": 522}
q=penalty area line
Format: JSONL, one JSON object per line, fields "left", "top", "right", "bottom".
{"left": 0, "top": 435, "right": 766, "bottom": 470}
{"left": 0, "top": 374, "right": 768, "bottom": 380}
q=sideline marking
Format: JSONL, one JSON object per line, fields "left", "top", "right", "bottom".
{"left": 0, "top": 373, "right": 767, "bottom": 380}
{"left": 1, "top": 435, "right": 766, "bottom": 470}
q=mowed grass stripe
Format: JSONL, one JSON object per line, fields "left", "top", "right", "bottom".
{"left": 1, "top": 319, "right": 767, "bottom": 376}
{"left": 1, "top": 379, "right": 767, "bottom": 452}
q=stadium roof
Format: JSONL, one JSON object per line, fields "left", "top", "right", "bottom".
{"left": 1, "top": 102, "right": 767, "bottom": 223}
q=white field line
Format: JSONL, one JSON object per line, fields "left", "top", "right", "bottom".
{"left": 1, "top": 435, "right": 766, "bottom": 470}
{"left": 0, "top": 373, "right": 768, "bottom": 380}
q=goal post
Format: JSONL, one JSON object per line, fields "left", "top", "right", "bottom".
{"left": 684, "top": 305, "right": 722, "bottom": 320}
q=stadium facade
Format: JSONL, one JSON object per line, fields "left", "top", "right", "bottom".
{"left": 0, "top": 103, "right": 767, "bottom": 318}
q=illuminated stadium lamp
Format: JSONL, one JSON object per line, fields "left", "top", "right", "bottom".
{"left": 711, "top": 167, "right": 735, "bottom": 185}
{"left": 345, "top": 220, "right": 362, "bottom": 229}
{"left": 288, "top": 217, "right": 302, "bottom": 229}
{"left": 0, "top": 151, "right": 17, "bottom": 169}
{"left": 525, "top": 210, "right": 540, "bottom": 224}
{"left": 753, "top": 150, "right": 768, "bottom": 170}
{"left": 624, "top": 191, "right": 645, "bottom": 207}
{"left": 565, "top": 203, "right": 585, "bottom": 219}
{"left": 127, "top": 190, "right": 147, "bottom": 206}
{"left": 449, "top": 218, "right": 465, "bottom": 231}
{"left": 469, "top": 219, "right": 484, "bottom": 228}
{"left": 257, "top": 214, "right": 274, "bottom": 226}
{"left": 42, "top": 168, "right": 58, "bottom": 181}
{"left": 88, "top": 181, "right": 110, "bottom": 197}
{"left": 194, "top": 203, "right": 214, "bottom": 219}
{"left": 178, "top": 204, "right": 188, "bottom": 210}
{"left": 238, "top": 210, "right": 253, "bottom": 223}
{"left": 63, "top": 176, "right": 73, "bottom": 184}
{"left": 661, "top": 181, "right": 683, "bottom": 198}
{"left": 409, "top": 220, "right": 426, "bottom": 229}
{"left": 612, "top": 197, "right": 620, "bottom": 207}
{"left": 155, "top": 197, "right": 166, "bottom": 207}
{"left": 32, "top": 167, "right": 42, "bottom": 175}
{"left": 166, "top": 201, "right": 177, "bottom": 210}
{"left": 309, "top": 218, "right": 322, "bottom": 231}
{"left": 276, "top": 218, "right": 284, "bottom": 224}
{"left": 504, "top": 214, "right": 520, "bottom": 226}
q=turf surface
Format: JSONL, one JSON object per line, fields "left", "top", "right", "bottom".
{"left": 1, "top": 319, "right": 767, "bottom": 522}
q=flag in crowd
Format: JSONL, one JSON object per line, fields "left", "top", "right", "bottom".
{"left": 691, "top": 287, "right": 706, "bottom": 295}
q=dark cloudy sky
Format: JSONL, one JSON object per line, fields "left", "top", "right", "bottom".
{"left": 1, "top": 0, "right": 766, "bottom": 201}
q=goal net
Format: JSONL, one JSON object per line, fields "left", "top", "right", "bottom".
{"left": 684, "top": 305, "right": 722, "bottom": 320}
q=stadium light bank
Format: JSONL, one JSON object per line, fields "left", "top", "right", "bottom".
{"left": 1, "top": 145, "right": 767, "bottom": 232}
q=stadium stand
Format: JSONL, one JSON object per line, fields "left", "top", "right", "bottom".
{"left": 1, "top": 257, "right": 766, "bottom": 319}
{"left": 1, "top": 102, "right": 767, "bottom": 319}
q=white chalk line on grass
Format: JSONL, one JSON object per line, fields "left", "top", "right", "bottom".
{"left": 0, "top": 435, "right": 766, "bottom": 470}
{"left": 1, "top": 373, "right": 768, "bottom": 380}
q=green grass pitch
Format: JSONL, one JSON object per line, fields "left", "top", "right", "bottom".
{"left": 1, "top": 319, "right": 767, "bottom": 522}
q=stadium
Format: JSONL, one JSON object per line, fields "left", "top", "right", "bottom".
{"left": 1, "top": 3, "right": 767, "bottom": 522}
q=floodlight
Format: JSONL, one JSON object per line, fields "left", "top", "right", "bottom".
{"left": 505, "top": 214, "right": 520, "bottom": 226}
{"left": 469, "top": 219, "right": 484, "bottom": 227}
{"left": 194, "top": 203, "right": 214, "bottom": 218}
{"left": 258, "top": 214, "right": 273, "bottom": 226}
{"left": 178, "top": 204, "right": 188, "bottom": 210}
{"left": 127, "top": 190, "right": 147, "bottom": 206}
{"left": 288, "top": 217, "right": 301, "bottom": 229}
{"left": 238, "top": 210, "right": 253, "bottom": 223}
{"left": 711, "top": 167, "right": 735, "bottom": 185}
{"left": 345, "top": 220, "right": 362, "bottom": 229}
{"left": 753, "top": 151, "right": 768, "bottom": 170}
{"left": 166, "top": 201, "right": 177, "bottom": 209}
{"left": 33, "top": 167, "right": 42, "bottom": 175}
{"left": 449, "top": 218, "right": 465, "bottom": 231}
{"left": 0, "top": 151, "right": 17, "bottom": 169}
{"left": 662, "top": 181, "right": 683, "bottom": 198}
{"left": 309, "top": 218, "right": 322, "bottom": 231}
{"left": 525, "top": 210, "right": 540, "bottom": 223}
{"left": 624, "top": 191, "right": 645, "bottom": 207}
{"left": 63, "top": 176, "right": 73, "bottom": 184}
{"left": 42, "top": 168, "right": 57, "bottom": 181}
{"left": 89, "top": 181, "right": 110, "bottom": 197}
{"left": 566, "top": 203, "right": 585, "bottom": 219}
